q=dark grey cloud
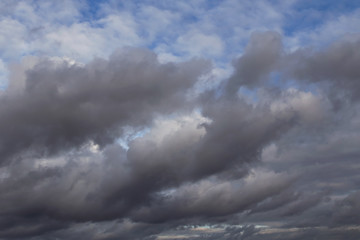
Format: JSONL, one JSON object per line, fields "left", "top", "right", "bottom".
{"left": 130, "top": 170, "right": 293, "bottom": 223}
{"left": 0, "top": 97, "right": 295, "bottom": 226}
{"left": 0, "top": 30, "right": 360, "bottom": 240}
{"left": 284, "top": 39, "right": 360, "bottom": 94}
{"left": 0, "top": 46, "right": 298, "bottom": 239}
{"left": 0, "top": 216, "right": 66, "bottom": 240}
{"left": 225, "top": 30, "right": 360, "bottom": 104}
{"left": 332, "top": 191, "right": 360, "bottom": 225}
{"left": 0, "top": 48, "right": 210, "bottom": 164}
{"left": 226, "top": 31, "right": 282, "bottom": 94}
{"left": 279, "top": 38, "right": 360, "bottom": 111}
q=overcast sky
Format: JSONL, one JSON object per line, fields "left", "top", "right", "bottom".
{"left": 0, "top": 0, "right": 360, "bottom": 239}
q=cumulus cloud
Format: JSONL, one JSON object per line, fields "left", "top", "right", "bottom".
{"left": 0, "top": 48, "right": 209, "bottom": 164}
{"left": 0, "top": 1, "right": 360, "bottom": 239}
{"left": 226, "top": 31, "right": 283, "bottom": 92}
{"left": 0, "top": 42, "right": 300, "bottom": 238}
{"left": 1, "top": 32, "right": 360, "bottom": 238}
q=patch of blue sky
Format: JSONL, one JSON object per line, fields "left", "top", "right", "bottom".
{"left": 0, "top": 80, "right": 7, "bottom": 91}
{"left": 0, "top": 59, "right": 8, "bottom": 90}
{"left": 283, "top": 0, "right": 360, "bottom": 36}
{"left": 0, "top": 80, "right": 8, "bottom": 91}
{"left": 235, "top": 71, "right": 322, "bottom": 105}
{"left": 116, "top": 126, "right": 150, "bottom": 150}
{"left": 129, "top": 0, "right": 200, "bottom": 13}
{"left": 238, "top": 86, "right": 259, "bottom": 104}
{"left": 83, "top": 0, "right": 107, "bottom": 16}
{"left": 267, "top": 72, "right": 301, "bottom": 91}
{"left": 80, "top": 0, "right": 112, "bottom": 28}
{"left": 268, "top": 71, "right": 318, "bottom": 93}
{"left": 294, "top": 0, "right": 360, "bottom": 13}
{"left": 268, "top": 72, "right": 283, "bottom": 88}
{"left": 1, "top": 0, "right": 355, "bottom": 94}
{"left": 78, "top": 0, "right": 274, "bottom": 68}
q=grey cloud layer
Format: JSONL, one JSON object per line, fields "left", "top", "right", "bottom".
{"left": 0, "top": 48, "right": 209, "bottom": 164}
{"left": 0, "top": 31, "right": 360, "bottom": 239}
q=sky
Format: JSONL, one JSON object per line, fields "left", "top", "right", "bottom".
{"left": 0, "top": 0, "right": 360, "bottom": 239}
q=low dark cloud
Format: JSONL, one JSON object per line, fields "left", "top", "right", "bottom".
{"left": 285, "top": 39, "right": 360, "bottom": 96}
{"left": 226, "top": 31, "right": 283, "bottom": 93}
{"left": 0, "top": 30, "right": 360, "bottom": 239}
{"left": 1, "top": 48, "right": 210, "bottom": 164}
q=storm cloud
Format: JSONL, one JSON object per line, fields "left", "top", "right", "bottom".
{"left": 0, "top": 1, "right": 360, "bottom": 239}
{"left": 0, "top": 48, "right": 210, "bottom": 164}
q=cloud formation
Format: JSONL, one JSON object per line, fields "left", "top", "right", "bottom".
{"left": 0, "top": 49, "right": 209, "bottom": 164}
{"left": 0, "top": 1, "right": 360, "bottom": 239}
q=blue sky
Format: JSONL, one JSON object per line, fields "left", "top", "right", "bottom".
{"left": 0, "top": 2, "right": 350, "bottom": 90}
{"left": 1, "top": 0, "right": 359, "bottom": 66}
{"left": 0, "top": 0, "right": 359, "bottom": 90}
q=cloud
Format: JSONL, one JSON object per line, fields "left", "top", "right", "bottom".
{"left": 1, "top": 31, "right": 360, "bottom": 239}
{"left": 0, "top": 1, "right": 360, "bottom": 239}
{"left": 131, "top": 169, "right": 293, "bottom": 223}
{"left": 226, "top": 31, "right": 283, "bottom": 92}
{"left": 332, "top": 191, "right": 360, "bottom": 225}
{"left": 0, "top": 48, "right": 210, "bottom": 164}
{"left": 284, "top": 39, "right": 360, "bottom": 101}
{"left": 0, "top": 42, "right": 300, "bottom": 239}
